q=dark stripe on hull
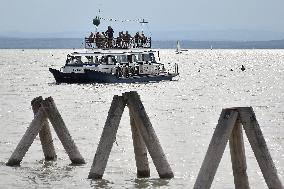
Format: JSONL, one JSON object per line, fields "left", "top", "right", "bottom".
{"left": 49, "top": 68, "right": 178, "bottom": 84}
{"left": 49, "top": 68, "right": 90, "bottom": 83}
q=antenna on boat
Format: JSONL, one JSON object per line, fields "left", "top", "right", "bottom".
{"left": 139, "top": 19, "right": 148, "bottom": 31}
{"left": 139, "top": 19, "right": 148, "bottom": 24}
{"left": 139, "top": 19, "right": 152, "bottom": 37}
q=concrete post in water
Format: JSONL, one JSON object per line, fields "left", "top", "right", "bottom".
{"left": 123, "top": 91, "right": 174, "bottom": 179}
{"left": 238, "top": 107, "right": 283, "bottom": 189}
{"left": 6, "top": 108, "right": 47, "bottom": 166}
{"left": 31, "top": 96, "right": 57, "bottom": 161}
{"left": 88, "top": 95, "right": 126, "bottom": 179}
{"left": 130, "top": 111, "right": 150, "bottom": 178}
{"left": 193, "top": 109, "right": 238, "bottom": 189}
{"left": 41, "top": 97, "right": 85, "bottom": 165}
{"left": 229, "top": 118, "right": 249, "bottom": 189}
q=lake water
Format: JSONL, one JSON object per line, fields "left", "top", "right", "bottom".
{"left": 0, "top": 49, "right": 283, "bottom": 188}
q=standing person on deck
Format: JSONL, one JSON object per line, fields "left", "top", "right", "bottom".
{"left": 105, "top": 26, "right": 114, "bottom": 48}
{"left": 124, "top": 31, "right": 131, "bottom": 48}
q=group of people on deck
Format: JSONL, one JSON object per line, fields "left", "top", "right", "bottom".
{"left": 88, "top": 26, "right": 148, "bottom": 48}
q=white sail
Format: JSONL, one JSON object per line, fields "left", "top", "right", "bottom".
{"left": 176, "top": 41, "right": 181, "bottom": 54}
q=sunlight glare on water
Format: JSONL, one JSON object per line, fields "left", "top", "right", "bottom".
{"left": 0, "top": 49, "right": 283, "bottom": 188}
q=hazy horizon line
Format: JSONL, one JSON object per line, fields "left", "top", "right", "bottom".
{"left": 0, "top": 37, "right": 283, "bottom": 42}
{"left": 1, "top": 29, "right": 284, "bottom": 41}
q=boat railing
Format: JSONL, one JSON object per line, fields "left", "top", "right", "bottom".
{"left": 85, "top": 37, "right": 151, "bottom": 49}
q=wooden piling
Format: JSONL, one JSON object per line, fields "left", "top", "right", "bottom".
{"left": 41, "top": 97, "right": 85, "bottom": 165}
{"left": 123, "top": 91, "right": 174, "bottom": 179}
{"left": 193, "top": 109, "right": 238, "bottom": 189}
{"left": 229, "top": 118, "right": 249, "bottom": 189}
{"left": 6, "top": 108, "right": 46, "bottom": 166}
{"left": 130, "top": 112, "right": 150, "bottom": 178}
{"left": 88, "top": 95, "right": 126, "bottom": 179}
{"left": 31, "top": 96, "right": 57, "bottom": 161}
{"left": 238, "top": 107, "right": 283, "bottom": 189}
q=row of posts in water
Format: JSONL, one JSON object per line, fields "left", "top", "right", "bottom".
{"left": 5, "top": 91, "right": 283, "bottom": 189}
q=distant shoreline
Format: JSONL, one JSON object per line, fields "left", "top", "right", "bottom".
{"left": 0, "top": 38, "right": 284, "bottom": 49}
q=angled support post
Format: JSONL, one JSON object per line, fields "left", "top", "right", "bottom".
{"left": 229, "top": 118, "right": 249, "bottom": 189}
{"left": 41, "top": 97, "right": 85, "bottom": 165}
{"left": 130, "top": 111, "right": 150, "bottom": 178}
{"left": 6, "top": 108, "right": 47, "bottom": 166}
{"left": 88, "top": 95, "right": 126, "bottom": 179}
{"left": 123, "top": 91, "right": 174, "bottom": 179}
{"left": 237, "top": 107, "right": 283, "bottom": 189}
{"left": 31, "top": 96, "right": 57, "bottom": 161}
{"left": 193, "top": 109, "right": 238, "bottom": 189}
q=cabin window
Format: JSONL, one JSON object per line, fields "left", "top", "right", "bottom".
{"left": 100, "top": 56, "right": 106, "bottom": 64}
{"left": 127, "top": 55, "right": 132, "bottom": 63}
{"left": 149, "top": 53, "right": 156, "bottom": 62}
{"left": 106, "top": 56, "right": 116, "bottom": 65}
{"left": 82, "top": 56, "right": 91, "bottom": 63}
{"left": 142, "top": 54, "right": 151, "bottom": 62}
{"left": 70, "top": 57, "right": 83, "bottom": 64}
{"left": 138, "top": 54, "right": 143, "bottom": 62}
{"left": 132, "top": 55, "right": 137, "bottom": 62}
{"left": 107, "top": 56, "right": 113, "bottom": 64}
{"left": 94, "top": 56, "right": 99, "bottom": 63}
{"left": 117, "top": 55, "right": 127, "bottom": 63}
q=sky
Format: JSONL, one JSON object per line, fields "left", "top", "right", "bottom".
{"left": 0, "top": 0, "right": 284, "bottom": 40}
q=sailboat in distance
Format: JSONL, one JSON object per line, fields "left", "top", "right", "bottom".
{"left": 176, "top": 40, "right": 188, "bottom": 54}
{"left": 176, "top": 41, "right": 182, "bottom": 54}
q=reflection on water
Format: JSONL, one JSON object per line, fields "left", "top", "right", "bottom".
{"left": 132, "top": 178, "right": 170, "bottom": 188}
{"left": 0, "top": 49, "right": 283, "bottom": 188}
{"left": 23, "top": 160, "right": 74, "bottom": 187}
{"left": 90, "top": 179, "right": 114, "bottom": 189}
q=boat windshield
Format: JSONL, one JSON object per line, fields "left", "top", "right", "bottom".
{"left": 65, "top": 55, "right": 99, "bottom": 65}
{"left": 65, "top": 56, "right": 83, "bottom": 65}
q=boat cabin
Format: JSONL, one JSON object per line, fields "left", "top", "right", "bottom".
{"left": 62, "top": 50, "right": 163, "bottom": 76}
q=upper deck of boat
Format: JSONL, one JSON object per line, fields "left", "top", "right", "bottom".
{"left": 71, "top": 48, "right": 158, "bottom": 57}
{"left": 84, "top": 36, "right": 151, "bottom": 49}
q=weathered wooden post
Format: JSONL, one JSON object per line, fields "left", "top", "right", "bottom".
{"left": 31, "top": 96, "right": 57, "bottom": 161}
{"left": 130, "top": 112, "right": 150, "bottom": 178}
{"left": 229, "top": 118, "right": 249, "bottom": 189}
{"left": 123, "top": 91, "right": 174, "bottom": 179}
{"left": 6, "top": 108, "right": 47, "bottom": 166}
{"left": 88, "top": 95, "right": 126, "bottom": 179}
{"left": 194, "top": 107, "right": 283, "bottom": 189}
{"left": 41, "top": 97, "right": 85, "bottom": 165}
{"left": 193, "top": 109, "right": 238, "bottom": 189}
{"left": 237, "top": 107, "right": 283, "bottom": 189}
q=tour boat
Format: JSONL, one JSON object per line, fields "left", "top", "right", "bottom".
{"left": 49, "top": 19, "right": 179, "bottom": 83}
{"left": 49, "top": 49, "right": 178, "bottom": 83}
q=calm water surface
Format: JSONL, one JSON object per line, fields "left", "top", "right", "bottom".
{"left": 0, "top": 49, "right": 283, "bottom": 188}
